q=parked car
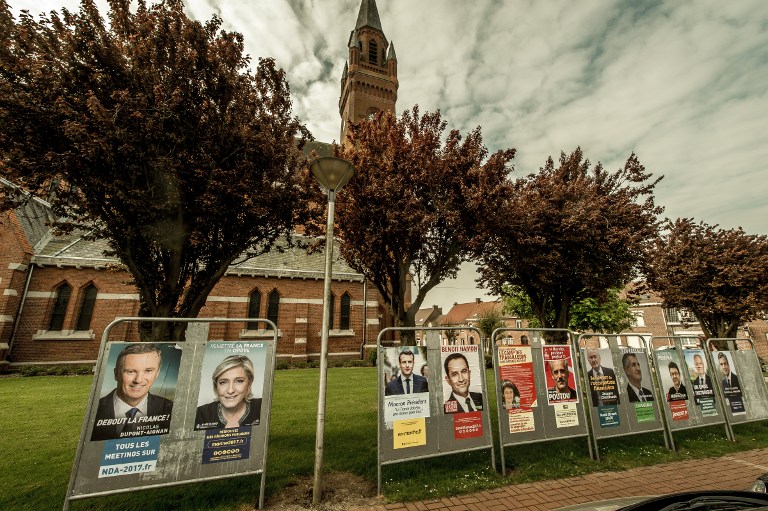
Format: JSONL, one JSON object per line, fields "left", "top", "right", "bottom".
{"left": 553, "top": 474, "right": 768, "bottom": 511}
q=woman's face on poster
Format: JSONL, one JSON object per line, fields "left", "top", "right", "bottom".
{"left": 216, "top": 365, "right": 250, "bottom": 411}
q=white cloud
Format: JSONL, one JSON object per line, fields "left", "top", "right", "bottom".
{"left": 7, "top": 0, "right": 768, "bottom": 311}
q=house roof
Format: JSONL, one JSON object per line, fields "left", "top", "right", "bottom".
{"left": 442, "top": 300, "right": 502, "bottom": 326}
{"left": 415, "top": 306, "right": 442, "bottom": 326}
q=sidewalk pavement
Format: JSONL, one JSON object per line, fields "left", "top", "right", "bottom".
{"left": 355, "top": 447, "right": 768, "bottom": 511}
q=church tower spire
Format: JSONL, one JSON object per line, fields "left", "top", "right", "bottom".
{"left": 339, "top": 0, "right": 398, "bottom": 144}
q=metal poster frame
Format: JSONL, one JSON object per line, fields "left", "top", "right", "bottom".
{"left": 63, "top": 317, "right": 278, "bottom": 511}
{"left": 652, "top": 336, "right": 730, "bottom": 446}
{"left": 494, "top": 328, "right": 591, "bottom": 475}
{"left": 577, "top": 334, "right": 670, "bottom": 460}
{"left": 376, "top": 327, "right": 495, "bottom": 495}
{"left": 706, "top": 337, "right": 768, "bottom": 437}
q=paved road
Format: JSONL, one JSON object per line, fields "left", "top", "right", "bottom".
{"left": 355, "top": 447, "right": 768, "bottom": 511}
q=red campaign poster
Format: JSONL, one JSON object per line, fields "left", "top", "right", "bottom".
{"left": 498, "top": 346, "right": 537, "bottom": 409}
{"left": 669, "top": 401, "right": 689, "bottom": 421}
{"left": 453, "top": 411, "right": 483, "bottom": 439}
{"left": 542, "top": 345, "right": 579, "bottom": 405}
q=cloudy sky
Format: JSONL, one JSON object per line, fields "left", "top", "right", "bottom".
{"left": 9, "top": 0, "right": 768, "bottom": 312}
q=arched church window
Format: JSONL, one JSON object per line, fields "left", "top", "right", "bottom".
{"left": 49, "top": 283, "right": 71, "bottom": 330}
{"left": 369, "top": 40, "right": 378, "bottom": 65}
{"left": 340, "top": 293, "right": 351, "bottom": 330}
{"left": 75, "top": 284, "right": 98, "bottom": 331}
{"left": 247, "top": 288, "right": 261, "bottom": 330}
{"left": 267, "top": 290, "right": 280, "bottom": 330}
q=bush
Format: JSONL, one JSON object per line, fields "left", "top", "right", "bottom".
{"left": 18, "top": 364, "right": 94, "bottom": 377}
{"left": 274, "top": 360, "right": 290, "bottom": 370}
{"left": 367, "top": 347, "right": 378, "bottom": 366}
{"left": 484, "top": 354, "right": 493, "bottom": 369}
{"left": 292, "top": 360, "right": 308, "bottom": 369}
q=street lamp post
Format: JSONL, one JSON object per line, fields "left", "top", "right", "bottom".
{"left": 309, "top": 156, "right": 355, "bottom": 506}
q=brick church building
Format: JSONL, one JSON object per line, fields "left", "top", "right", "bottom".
{"left": 0, "top": 0, "right": 401, "bottom": 369}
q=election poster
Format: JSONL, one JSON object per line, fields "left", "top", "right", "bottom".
{"left": 498, "top": 346, "right": 537, "bottom": 409}
{"left": 554, "top": 403, "right": 579, "bottom": 428}
{"left": 202, "top": 426, "right": 252, "bottom": 464}
{"left": 657, "top": 349, "right": 689, "bottom": 403}
{"left": 685, "top": 349, "right": 717, "bottom": 414}
{"left": 542, "top": 345, "right": 579, "bottom": 405}
{"left": 91, "top": 342, "right": 182, "bottom": 442}
{"left": 619, "top": 348, "right": 655, "bottom": 403}
{"left": 194, "top": 341, "right": 267, "bottom": 431}
{"left": 712, "top": 351, "right": 746, "bottom": 415}
{"left": 382, "top": 346, "right": 431, "bottom": 424}
{"left": 582, "top": 347, "right": 620, "bottom": 407}
{"left": 393, "top": 418, "right": 426, "bottom": 449}
{"left": 656, "top": 349, "right": 690, "bottom": 422}
{"left": 498, "top": 345, "right": 537, "bottom": 433}
{"left": 441, "top": 345, "right": 484, "bottom": 414}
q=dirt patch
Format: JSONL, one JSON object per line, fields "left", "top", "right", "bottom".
{"left": 263, "top": 472, "right": 381, "bottom": 510}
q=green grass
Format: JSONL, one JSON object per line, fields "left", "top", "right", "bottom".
{"left": 1, "top": 369, "right": 767, "bottom": 510}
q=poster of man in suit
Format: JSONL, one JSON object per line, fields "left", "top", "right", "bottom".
{"left": 685, "top": 349, "right": 715, "bottom": 405}
{"left": 90, "top": 342, "right": 181, "bottom": 441}
{"left": 441, "top": 345, "right": 484, "bottom": 414}
{"left": 382, "top": 346, "right": 430, "bottom": 423}
{"left": 543, "top": 345, "right": 579, "bottom": 405}
{"left": 714, "top": 350, "right": 745, "bottom": 415}
{"left": 583, "top": 347, "right": 620, "bottom": 406}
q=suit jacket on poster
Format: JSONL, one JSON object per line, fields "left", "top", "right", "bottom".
{"left": 587, "top": 366, "right": 619, "bottom": 405}
{"left": 443, "top": 391, "right": 483, "bottom": 413}
{"left": 723, "top": 372, "right": 741, "bottom": 392}
{"left": 385, "top": 374, "right": 429, "bottom": 396}
{"left": 626, "top": 384, "right": 655, "bottom": 402}
{"left": 90, "top": 389, "right": 173, "bottom": 441}
{"left": 667, "top": 383, "right": 688, "bottom": 401}
{"left": 692, "top": 374, "right": 715, "bottom": 403}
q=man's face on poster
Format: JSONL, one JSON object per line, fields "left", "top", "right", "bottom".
{"left": 694, "top": 355, "right": 705, "bottom": 376}
{"left": 587, "top": 349, "right": 601, "bottom": 370}
{"left": 550, "top": 359, "right": 570, "bottom": 393}
{"left": 624, "top": 355, "right": 642, "bottom": 387}
{"left": 116, "top": 352, "right": 161, "bottom": 407}
{"left": 719, "top": 355, "right": 731, "bottom": 377}
{"left": 670, "top": 366, "right": 681, "bottom": 388}
{"left": 445, "top": 356, "right": 471, "bottom": 398}
{"left": 398, "top": 353, "right": 414, "bottom": 378}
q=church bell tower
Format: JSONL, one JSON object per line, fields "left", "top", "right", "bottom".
{"left": 339, "top": 0, "right": 399, "bottom": 144}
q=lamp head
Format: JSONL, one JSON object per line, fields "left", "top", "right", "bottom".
{"left": 309, "top": 157, "right": 355, "bottom": 192}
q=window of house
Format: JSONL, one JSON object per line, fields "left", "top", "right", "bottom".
{"left": 664, "top": 308, "right": 680, "bottom": 324}
{"left": 75, "top": 284, "right": 98, "bottom": 331}
{"left": 247, "top": 289, "right": 261, "bottom": 330}
{"left": 267, "top": 290, "right": 280, "bottom": 330}
{"left": 49, "top": 283, "right": 72, "bottom": 330}
{"left": 328, "top": 293, "right": 335, "bottom": 330}
{"left": 368, "top": 40, "right": 378, "bottom": 65}
{"left": 679, "top": 308, "right": 697, "bottom": 324}
{"left": 515, "top": 319, "right": 523, "bottom": 328}
{"left": 633, "top": 311, "right": 645, "bottom": 327}
{"left": 340, "top": 293, "right": 351, "bottom": 330}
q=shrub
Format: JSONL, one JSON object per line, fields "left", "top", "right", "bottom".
{"left": 367, "top": 347, "right": 378, "bottom": 366}
{"left": 274, "top": 360, "right": 291, "bottom": 370}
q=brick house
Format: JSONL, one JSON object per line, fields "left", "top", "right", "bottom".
{"left": 440, "top": 299, "right": 524, "bottom": 346}
{"left": 0, "top": 0, "right": 401, "bottom": 369}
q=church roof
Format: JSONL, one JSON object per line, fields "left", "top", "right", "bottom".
{"left": 355, "top": 0, "right": 383, "bottom": 32}
{"left": 32, "top": 230, "right": 362, "bottom": 281}
{"left": 387, "top": 41, "right": 397, "bottom": 60}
